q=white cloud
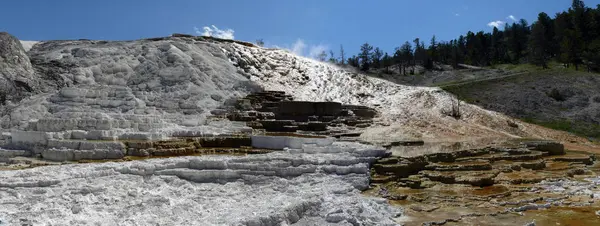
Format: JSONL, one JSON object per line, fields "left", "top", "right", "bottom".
{"left": 455, "top": 13, "right": 460, "bottom": 16}
{"left": 487, "top": 20, "right": 505, "bottom": 28}
{"left": 507, "top": 15, "right": 517, "bottom": 21}
{"left": 195, "top": 25, "right": 235, "bottom": 40}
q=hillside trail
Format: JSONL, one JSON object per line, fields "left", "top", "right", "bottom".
{"left": 436, "top": 72, "right": 529, "bottom": 88}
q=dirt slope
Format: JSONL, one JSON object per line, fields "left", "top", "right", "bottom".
{"left": 443, "top": 69, "right": 600, "bottom": 141}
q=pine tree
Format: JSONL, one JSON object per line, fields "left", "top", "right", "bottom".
{"left": 400, "top": 41, "right": 413, "bottom": 75}
{"left": 429, "top": 35, "right": 438, "bottom": 63}
{"left": 565, "top": 28, "right": 583, "bottom": 70}
{"left": 382, "top": 53, "right": 392, "bottom": 73}
{"left": 569, "top": 0, "right": 587, "bottom": 70}
{"left": 339, "top": 45, "right": 346, "bottom": 65}
{"left": 347, "top": 55, "right": 359, "bottom": 68}
{"left": 436, "top": 41, "right": 448, "bottom": 64}
{"left": 582, "top": 5, "right": 600, "bottom": 71}
{"left": 317, "top": 51, "right": 327, "bottom": 62}
{"left": 358, "top": 43, "right": 373, "bottom": 71}
{"left": 465, "top": 31, "right": 477, "bottom": 65}
{"left": 457, "top": 35, "right": 466, "bottom": 64}
{"left": 328, "top": 50, "right": 337, "bottom": 63}
{"left": 529, "top": 21, "right": 549, "bottom": 68}
{"left": 476, "top": 31, "right": 491, "bottom": 66}
{"left": 554, "top": 12, "right": 572, "bottom": 67}
{"left": 537, "top": 12, "right": 556, "bottom": 56}
{"left": 413, "top": 38, "right": 429, "bottom": 68}
{"left": 451, "top": 40, "right": 460, "bottom": 68}
{"left": 348, "top": 0, "right": 600, "bottom": 73}
{"left": 583, "top": 39, "right": 600, "bottom": 71}
{"left": 572, "top": 0, "right": 585, "bottom": 9}
{"left": 490, "top": 27, "right": 503, "bottom": 64}
{"left": 393, "top": 47, "right": 402, "bottom": 74}
{"left": 372, "top": 47, "right": 383, "bottom": 69}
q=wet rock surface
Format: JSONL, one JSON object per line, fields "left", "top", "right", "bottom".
{"left": 368, "top": 140, "right": 600, "bottom": 225}
{"left": 0, "top": 91, "right": 379, "bottom": 168}
{"left": 218, "top": 91, "right": 378, "bottom": 136}
{"left": 0, "top": 142, "right": 402, "bottom": 225}
{"left": 124, "top": 135, "right": 270, "bottom": 158}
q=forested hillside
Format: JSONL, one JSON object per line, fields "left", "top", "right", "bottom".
{"left": 328, "top": 0, "right": 600, "bottom": 73}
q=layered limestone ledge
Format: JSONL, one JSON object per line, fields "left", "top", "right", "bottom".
{"left": 0, "top": 132, "right": 10, "bottom": 146}
{"left": 33, "top": 117, "right": 171, "bottom": 132}
{"left": 0, "top": 149, "right": 29, "bottom": 162}
{"left": 4, "top": 127, "right": 344, "bottom": 162}
{"left": 10, "top": 131, "right": 50, "bottom": 145}
{"left": 251, "top": 135, "right": 336, "bottom": 150}
{"left": 44, "top": 84, "right": 214, "bottom": 119}
{"left": 41, "top": 148, "right": 125, "bottom": 162}
{"left": 46, "top": 140, "right": 125, "bottom": 150}
{"left": 48, "top": 86, "right": 206, "bottom": 116}
{"left": 0, "top": 141, "right": 400, "bottom": 225}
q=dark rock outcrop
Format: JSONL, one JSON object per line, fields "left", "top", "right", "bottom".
{"left": 522, "top": 140, "right": 565, "bottom": 155}
{"left": 221, "top": 91, "right": 378, "bottom": 135}
{"left": 124, "top": 136, "right": 257, "bottom": 157}
{"left": 0, "top": 32, "right": 37, "bottom": 104}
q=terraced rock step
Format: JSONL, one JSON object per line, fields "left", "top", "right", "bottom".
{"left": 420, "top": 170, "right": 500, "bottom": 187}
{"left": 220, "top": 91, "right": 378, "bottom": 135}
{"left": 550, "top": 153, "right": 595, "bottom": 165}
{"left": 371, "top": 141, "right": 592, "bottom": 186}
{"left": 0, "top": 141, "right": 401, "bottom": 225}
{"left": 367, "top": 140, "right": 600, "bottom": 225}
{"left": 424, "top": 160, "right": 492, "bottom": 171}
{"left": 0, "top": 132, "right": 346, "bottom": 168}
{"left": 494, "top": 171, "right": 547, "bottom": 184}
{"left": 125, "top": 136, "right": 255, "bottom": 157}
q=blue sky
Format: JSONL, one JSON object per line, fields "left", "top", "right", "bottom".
{"left": 2, "top": 0, "right": 599, "bottom": 57}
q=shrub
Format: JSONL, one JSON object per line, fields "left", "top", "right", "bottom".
{"left": 507, "top": 120, "right": 519, "bottom": 128}
{"left": 441, "top": 94, "right": 462, "bottom": 119}
{"left": 547, "top": 88, "right": 565, "bottom": 102}
{"left": 450, "top": 99, "right": 461, "bottom": 119}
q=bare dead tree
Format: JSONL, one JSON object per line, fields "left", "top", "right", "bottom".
{"left": 451, "top": 94, "right": 461, "bottom": 119}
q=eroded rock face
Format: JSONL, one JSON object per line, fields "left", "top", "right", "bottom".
{"left": 0, "top": 32, "right": 37, "bottom": 104}
{"left": 1, "top": 35, "right": 261, "bottom": 132}
{"left": 0, "top": 34, "right": 275, "bottom": 161}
